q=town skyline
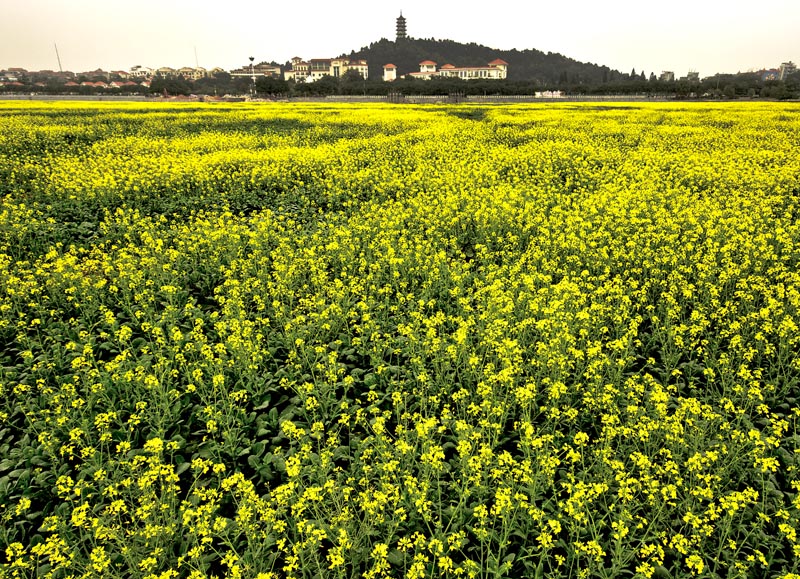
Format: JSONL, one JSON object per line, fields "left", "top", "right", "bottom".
{"left": 2, "top": 1, "right": 798, "bottom": 78}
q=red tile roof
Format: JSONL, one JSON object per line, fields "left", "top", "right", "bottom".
{"left": 419, "top": 60, "right": 437, "bottom": 65}
{"left": 488, "top": 59, "right": 509, "bottom": 65}
{"left": 440, "top": 64, "right": 455, "bottom": 69}
{"left": 384, "top": 63, "right": 397, "bottom": 68}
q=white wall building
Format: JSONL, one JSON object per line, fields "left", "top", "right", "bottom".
{"left": 284, "top": 57, "right": 368, "bottom": 82}
{"left": 231, "top": 63, "right": 281, "bottom": 78}
{"left": 407, "top": 59, "right": 508, "bottom": 80}
{"left": 129, "top": 66, "right": 154, "bottom": 78}
{"left": 178, "top": 67, "right": 207, "bottom": 80}
{"left": 383, "top": 64, "right": 397, "bottom": 82}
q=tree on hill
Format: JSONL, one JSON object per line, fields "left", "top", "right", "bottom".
{"left": 348, "top": 37, "right": 618, "bottom": 85}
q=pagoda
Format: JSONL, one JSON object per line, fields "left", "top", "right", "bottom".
{"left": 396, "top": 12, "right": 407, "bottom": 41}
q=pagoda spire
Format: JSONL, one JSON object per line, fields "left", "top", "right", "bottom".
{"left": 396, "top": 11, "right": 407, "bottom": 41}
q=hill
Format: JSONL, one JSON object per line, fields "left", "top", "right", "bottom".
{"left": 347, "top": 37, "right": 620, "bottom": 85}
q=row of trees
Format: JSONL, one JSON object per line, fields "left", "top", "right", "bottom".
{"left": 259, "top": 71, "right": 800, "bottom": 99}
{"left": 0, "top": 72, "right": 255, "bottom": 97}
{"left": 3, "top": 60, "right": 799, "bottom": 99}
{"left": 3, "top": 71, "right": 799, "bottom": 99}
{"left": 566, "top": 71, "right": 800, "bottom": 99}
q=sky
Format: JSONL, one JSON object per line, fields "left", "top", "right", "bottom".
{"left": 2, "top": 0, "right": 798, "bottom": 77}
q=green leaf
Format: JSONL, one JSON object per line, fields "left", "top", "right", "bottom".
{"left": 254, "top": 397, "right": 272, "bottom": 411}
{"left": 387, "top": 549, "right": 404, "bottom": 566}
{"left": 9, "top": 468, "right": 28, "bottom": 480}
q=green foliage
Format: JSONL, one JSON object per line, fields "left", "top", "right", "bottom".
{"left": 350, "top": 37, "right": 619, "bottom": 85}
{"left": 255, "top": 76, "right": 290, "bottom": 95}
{"left": 1, "top": 102, "right": 800, "bottom": 579}
{"left": 149, "top": 75, "right": 194, "bottom": 96}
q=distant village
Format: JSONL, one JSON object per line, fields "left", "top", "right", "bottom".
{"left": 0, "top": 13, "right": 796, "bottom": 95}
{"left": 0, "top": 57, "right": 513, "bottom": 93}
{"left": 0, "top": 58, "right": 513, "bottom": 93}
{"left": 0, "top": 14, "right": 510, "bottom": 92}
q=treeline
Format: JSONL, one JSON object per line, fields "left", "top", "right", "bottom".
{"left": 0, "top": 72, "right": 255, "bottom": 97}
{"left": 291, "top": 77, "right": 799, "bottom": 98}
{"left": 159, "top": 68, "right": 800, "bottom": 99}
{"left": 579, "top": 71, "right": 800, "bottom": 99}
{"left": 5, "top": 71, "right": 799, "bottom": 99}
{"left": 261, "top": 73, "right": 800, "bottom": 99}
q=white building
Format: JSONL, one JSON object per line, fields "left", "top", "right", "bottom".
{"left": 333, "top": 58, "right": 368, "bottom": 80}
{"left": 437, "top": 59, "right": 508, "bottom": 80}
{"left": 284, "top": 57, "right": 309, "bottom": 82}
{"left": 383, "top": 63, "right": 397, "bottom": 82}
{"left": 407, "top": 61, "right": 437, "bottom": 80}
{"left": 231, "top": 62, "right": 281, "bottom": 78}
{"left": 308, "top": 59, "right": 333, "bottom": 82}
{"left": 178, "top": 67, "right": 207, "bottom": 80}
{"left": 407, "top": 59, "right": 508, "bottom": 80}
{"left": 129, "top": 66, "right": 154, "bottom": 78}
{"left": 284, "top": 57, "right": 368, "bottom": 82}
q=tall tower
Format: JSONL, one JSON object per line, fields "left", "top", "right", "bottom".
{"left": 396, "top": 11, "right": 407, "bottom": 41}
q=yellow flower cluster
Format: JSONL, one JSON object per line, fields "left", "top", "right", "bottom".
{"left": 1, "top": 100, "right": 800, "bottom": 578}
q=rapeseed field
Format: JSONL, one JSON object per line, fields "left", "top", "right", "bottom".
{"left": 1, "top": 101, "right": 800, "bottom": 578}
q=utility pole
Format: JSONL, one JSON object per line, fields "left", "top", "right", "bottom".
{"left": 54, "top": 43, "right": 63, "bottom": 73}
{"left": 249, "top": 56, "right": 255, "bottom": 97}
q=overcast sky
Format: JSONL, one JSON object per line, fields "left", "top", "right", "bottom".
{"left": 2, "top": 0, "right": 798, "bottom": 77}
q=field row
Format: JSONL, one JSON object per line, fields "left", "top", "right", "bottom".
{"left": 1, "top": 102, "right": 800, "bottom": 578}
